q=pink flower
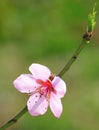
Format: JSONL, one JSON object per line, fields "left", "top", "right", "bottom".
{"left": 13, "top": 63, "right": 66, "bottom": 118}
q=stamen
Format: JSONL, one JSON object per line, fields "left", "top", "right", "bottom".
{"left": 29, "top": 78, "right": 56, "bottom": 100}
{"left": 36, "top": 79, "right": 45, "bottom": 85}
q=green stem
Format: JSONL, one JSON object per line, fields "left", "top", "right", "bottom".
{"left": 58, "top": 39, "right": 86, "bottom": 77}
{"left": 0, "top": 106, "right": 27, "bottom": 130}
{"left": 0, "top": 38, "right": 91, "bottom": 130}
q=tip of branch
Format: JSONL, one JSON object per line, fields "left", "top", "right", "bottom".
{"left": 88, "top": 2, "right": 97, "bottom": 32}
{"left": 83, "top": 3, "right": 97, "bottom": 43}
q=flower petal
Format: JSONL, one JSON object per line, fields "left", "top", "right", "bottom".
{"left": 50, "top": 93, "right": 62, "bottom": 118}
{"left": 52, "top": 76, "right": 66, "bottom": 98}
{"left": 13, "top": 74, "right": 38, "bottom": 93}
{"left": 27, "top": 93, "right": 48, "bottom": 116}
{"left": 29, "top": 63, "right": 51, "bottom": 81}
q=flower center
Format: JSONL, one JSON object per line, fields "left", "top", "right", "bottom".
{"left": 36, "top": 79, "right": 55, "bottom": 99}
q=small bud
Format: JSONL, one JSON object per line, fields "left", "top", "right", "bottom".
{"left": 83, "top": 3, "right": 96, "bottom": 42}
{"left": 88, "top": 3, "right": 96, "bottom": 32}
{"left": 49, "top": 74, "right": 55, "bottom": 81}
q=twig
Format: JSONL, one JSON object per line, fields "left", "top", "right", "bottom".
{"left": 0, "top": 106, "right": 27, "bottom": 130}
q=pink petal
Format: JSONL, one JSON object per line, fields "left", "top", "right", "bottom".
{"left": 52, "top": 76, "right": 66, "bottom": 98}
{"left": 13, "top": 74, "right": 38, "bottom": 93}
{"left": 27, "top": 93, "right": 48, "bottom": 116}
{"left": 29, "top": 63, "right": 51, "bottom": 81}
{"left": 50, "top": 93, "right": 62, "bottom": 118}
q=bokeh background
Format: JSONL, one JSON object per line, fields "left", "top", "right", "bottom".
{"left": 0, "top": 0, "right": 99, "bottom": 130}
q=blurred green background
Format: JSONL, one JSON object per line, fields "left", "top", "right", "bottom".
{"left": 0, "top": 0, "right": 99, "bottom": 130}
